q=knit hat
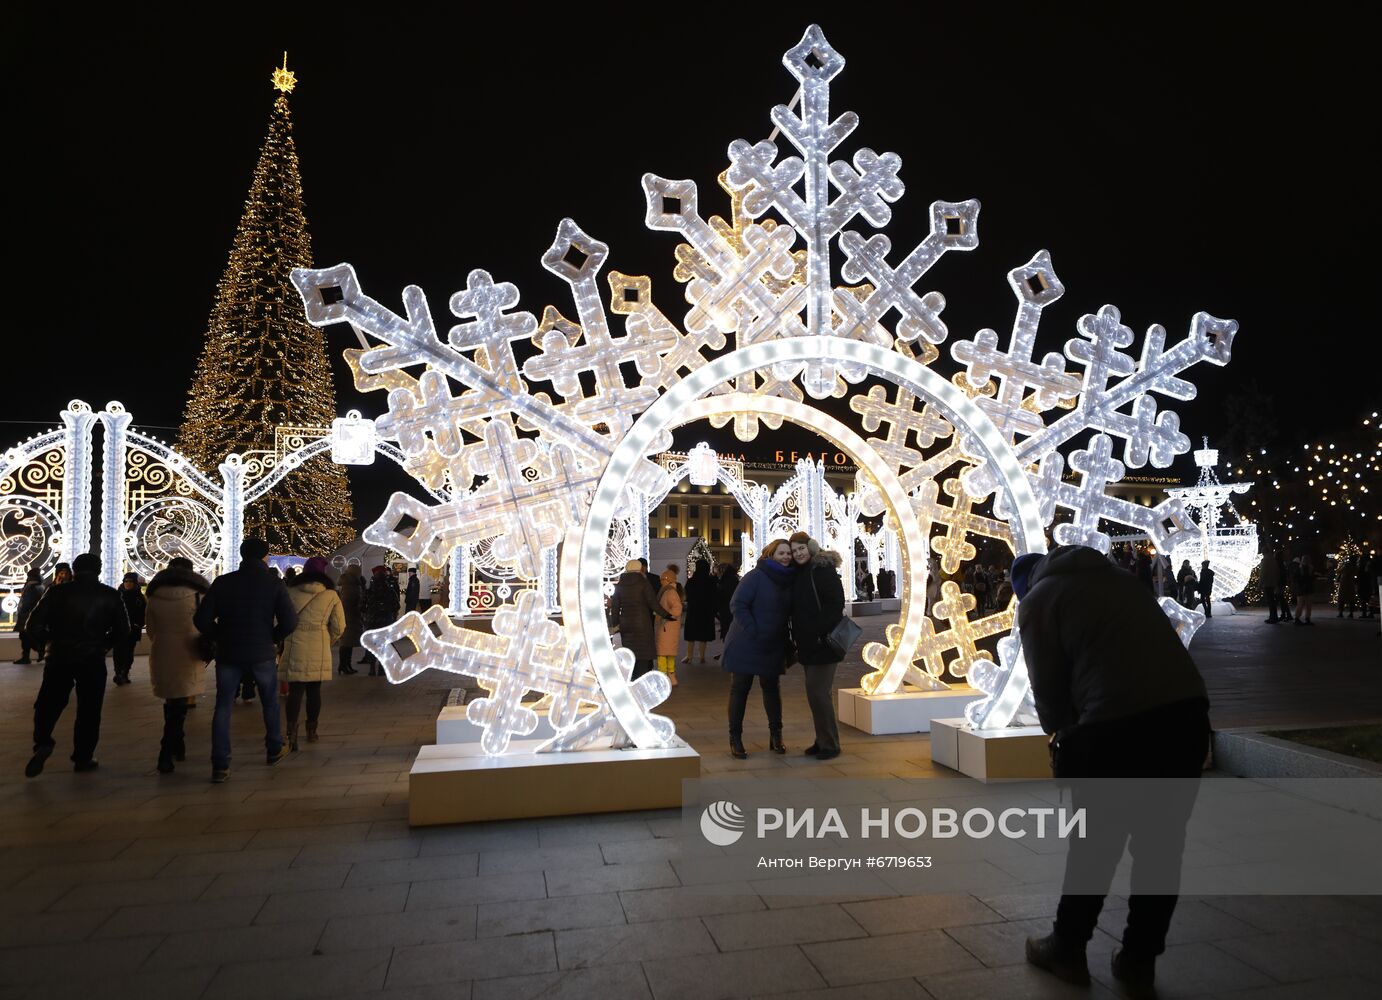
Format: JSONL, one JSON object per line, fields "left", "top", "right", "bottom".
{"left": 1010, "top": 552, "right": 1044, "bottom": 600}
{"left": 122, "top": 572, "right": 140, "bottom": 583}
{"left": 240, "top": 537, "right": 270, "bottom": 561}
{"left": 371, "top": 565, "right": 388, "bottom": 576}
{"left": 625, "top": 559, "right": 643, "bottom": 573}
{"left": 303, "top": 556, "right": 331, "bottom": 576}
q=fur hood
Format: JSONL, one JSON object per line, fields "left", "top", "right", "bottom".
{"left": 146, "top": 566, "right": 210, "bottom": 595}
{"left": 810, "top": 549, "right": 844, "bottom": 570}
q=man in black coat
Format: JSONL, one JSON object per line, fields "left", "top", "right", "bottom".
{"left": 1197, "top": 559, "right": 1216, "bottom": 617}
{"left": 25, "top": 552, "right": 130, "bottom": 776}
{"left": 1012, "top": 545, "right": 1209, "bottom": 997}
{"left": 404, "top": 568, "right": 420, "bottom": 612}
{"left": 788, "top": 533, "right": 846, "bottom": 759}
{"left": 194, "top": 537, "right": 298, "bottom": 783}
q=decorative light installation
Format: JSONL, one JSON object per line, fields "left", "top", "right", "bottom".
{"left": 686, "top": 442, "right": 720, "bottom": 487}
{"left": 331, "top": 410, "right": 377, "bottom": 465}
{"left": 293, "top": 25, "right": 1238, "bottom": 741}
{"left": 1166, "top": 439, "right": 1260, "bottom": 600}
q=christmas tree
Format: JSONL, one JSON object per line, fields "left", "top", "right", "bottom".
{"left": 178, "top": 56, "right": 353, "bottom": 555}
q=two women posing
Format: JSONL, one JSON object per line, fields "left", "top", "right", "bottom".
{"left": 721, "top": 531, "right": 847, "bottom": 761}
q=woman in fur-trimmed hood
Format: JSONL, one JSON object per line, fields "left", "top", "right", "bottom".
{"left": 789, "top": 533, "right": 847, "bottom": 760}
{"left": 278, "top": 557, "right": 345, "bottom": 749}
{"left": 145, "top": 558, "right": 211, "bottom": 773}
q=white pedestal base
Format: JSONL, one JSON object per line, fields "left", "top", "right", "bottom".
{"left": 838, "top": 685, "right": 980, "bottom": 735}
{"left": 1211, "top": 600, "right": 1236, "bottom": 617}
{"left": 930, "top": 717, "right": 1050, "bottom": 782}
{"left": 409, "top": 739, "right": 701, "bottom": 826}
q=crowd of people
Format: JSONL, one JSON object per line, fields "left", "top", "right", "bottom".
{"left": 14, "top": 541, "right": 422, "bottom": 783}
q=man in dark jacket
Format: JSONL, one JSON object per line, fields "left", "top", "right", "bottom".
{"left": 1197, "top": 560, "right": 1216, "bottom": 618}
{"left": 112, "top": 572, "right": 147, "bottom": 685}
{"left": 788, "top": 533, "right": 846, "bottom": 760}
{"left": 609, "top": 560, "right": 671, "bottom": 680}
{"left": 25, "top": 552, "right": 130, "bottom": 776}
{"left": 1012, "top": 545, "right": 1209, "bottom": 997}
{"left": 404, "top": 568, "right": 420, "bottom": 612}
{"left": 194, "top": 537, "right": 298, "bottom": 783}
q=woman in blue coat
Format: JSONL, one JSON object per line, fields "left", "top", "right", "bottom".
{"left": 721, "top": 538, "right": 795, "bottom": 759}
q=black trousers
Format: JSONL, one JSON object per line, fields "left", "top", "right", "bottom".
{"left": 803, "top": 661, "right": 840, "bottom": 753}
{"left": 112, "top": 635, "right": 138, "bottom": 679}
{"left": 33, "top": 657, "right": 107, "bottom": 763}
{"left": 1052, "top": 698, "right": 1210, "bottom": 959}
{"left": 1263, "top": 586, "right": 1280, "bottom": 620}
{"left": 161, "top": 698, "right": 189, "bottom": 760}
{"left": 339, "top": 644, "right": 355, "bottom": 671}
{"left": 286, "top": 681, "right": 322, "bottom": 728}
{"left": 728, "top": 672, "right": 782, "bottom": 738}
{"left": 18, "top": 629, "right": 35, "bottom": 660}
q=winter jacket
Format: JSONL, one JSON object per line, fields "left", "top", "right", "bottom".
{"left": 682, "top": 564, "right": 718, "bottom": 642}
{"left": 1017, "top": 545, "right": 1207, "bottom": 734}
{"left": 405, "top": 573, "right": 420, "bottom": 611}
{"left": 279, "top": 572, "right": 346, "bottom": 683}
{"left": 721, "top": 558, "right": 795, "bottom": 676}
{"left": 656, "top": 584, "right": 683, "bottom": 657}
{"left": 363, "top": 574, "right": 401, "bottom": 630}
{"left": 26, "top": 570, "right": 130, "bottom": 662}
{"left": 1197, "top": 566, "right": 1215, "bottom": 600}
{"left": 15, "top": 580, "right": 45, "bottom": 631}
{"left": 609, "top": 571, "right": 669, "bottom": 662}
{"left": 337, "top": 568, "right": 365, "bottom": 645}
{"left": 193, "top": 559, "right": 298, "bottom": 664}
{"left": 1258, "top": 553, "right": 1280, "bottom": 589}
{"left": 145, "top": 566, "right": 210, "bottom": 699}
{"left": 119, "top": 586, "right": 147, "bottom": 633}
{"left": 790, "top": 550, "right": 847, "bottom": 666}
{"left": 716, "top": 568, "right": 740, "bottom": 629}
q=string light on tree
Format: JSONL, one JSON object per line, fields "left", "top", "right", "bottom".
{"left": 177, "top": 56, "right": 353, "bottom": 555}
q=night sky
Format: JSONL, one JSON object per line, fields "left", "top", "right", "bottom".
{"left": 5, "top": 6, "right": 1377, "bottom": 522}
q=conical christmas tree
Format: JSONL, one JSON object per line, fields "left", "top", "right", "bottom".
{"left": 178, "top": 57, "right": 353, "bottom": 556}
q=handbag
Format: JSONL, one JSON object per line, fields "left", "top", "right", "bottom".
{"left": 809, "top": 570, "right": 862, "bottom": 660}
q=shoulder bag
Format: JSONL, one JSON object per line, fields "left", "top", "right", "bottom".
{"left": 809, "top": 569, "right": 862, "bottom": 660}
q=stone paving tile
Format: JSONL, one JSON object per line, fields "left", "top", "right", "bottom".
{"left": 91, "top": 893, "right": 267, "bottom": 938}
{"left": 476, "top": 843, "right": 604, "bottom": 876}
{"left": 752, "top": 979, "right": 933, "bottom": 1000}
{"left": 921, "top": 962, "right": 1120, "bottom": 999}
{"left": 405, "top": 871, "right": 548, "bottom": 911}
{"left": 9, "top": 856, "right": 169, "bottom": 888}
{"left": 155, "top": 845, "right": 301, "bottom": 877}
{"left": 292, "top": 837, "right": 420, "bottom": 866}
{"left": 971, "top": 890, "right": 1061, "bottom": 921}
{"left": 0, "top": 935, "right": 164, "bottom": 986}
{"left": 0, "top": 882, "right": 67, "bottom": 915}
{"left": 1096, "top": 897, "right": 1264, "bottom": 946}
{"left": 802, "top": 929, "right": 982, "bottom": 986}
{"left": 28, "top": 964, "right": 220, "bottom": 1000}
{"left": 46, "top": 873, "right": 210, "bottom": 911}
{"left": 1090, "top": 940, "right": 1274, "bottom": 996}
{"left": 1212, "top": 930, "right": 1382, "bottom": 985}
{"left": 317, "top": 904, "right": 477, "bottom": 953}
{"left": 0, "top": 839, "right": 134, "bottom": 868}
{"left": 387, "top": 932, "right": 557, "bottom": 988}
{"left": 618, "top": 884, "right": 766, "bottom": 922}
{"left": 338, "top": 985, "right": 473, "bottom": 1000}
{"left": 246, "top": 821, "right": 376, "bottom": 848}
{"left": 599, "top": 837, "right": 686, "bottom": 866}
{"left": 841, "top": 893, "right": 1004, "bottom": 935}
{"left": 476, "top": 891, "right": 627, "bottom": 938}
{"left": 201, "top": 861, "right": 351, "bottom": 898}
{"left": 415, "top": 823, "right": 540, "bottom": 857}
{"left": 544, "top": 860, "right": 680, "bottom": 897}
{"left": 255, "top": 882, "right": 408, "bottom": 925}
{"left": 556, "top": 915, "right": 718, "bottom": 968}
{"left": 472, "top": 962, "right": 652, "bottom": 1000}
{"left": 342, "top": 852, "right": 479, "bottom": 887}
{"left": 1196, "top": 893, "right": 1377, "bottom": 932}
{"left": 642, "top": 944, "right": 827, "bottom": 1000}
{"left": 535, "top": 817, "right": 654, "bottom": 847}
{"left": 703, "top": 903, "right": 868, "bottom": 952}
{"left": 201, "top": 946, "right": 394, "bottom": 1000}
{"left": 0, "top": 908, "right": 112, "bottom": 947}
{"left": 1207, "top": 978, "right": 1382, "bottom": 1000}
{"left": 113, "top": 828, "right": 256, "bottom": 857}
{"left": 142, "top": 919, "right": 327, "bottom": 970}
{"left": 943, "top": 915, "right": 1118, "bottom": 968}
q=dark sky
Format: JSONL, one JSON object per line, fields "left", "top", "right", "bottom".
{"left": 5, "top": 5, "right": 1376, "bottom": 502}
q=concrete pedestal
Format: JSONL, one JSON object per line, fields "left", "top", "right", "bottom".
{"left": 930, "top": 717, "right": 1050, "bottom": 782}
{"left": 408, "top": 739, "right": 700, "bottom": 826}
{"left": 838, "top": 685, "right": 980, "bottom": 735}
{"left": 849, "top": 601, "right": 884, "bottom": 616}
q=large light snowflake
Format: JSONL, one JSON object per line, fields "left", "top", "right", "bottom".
{"left": 293, "top": 25, "right": 1237, "bottom": 746}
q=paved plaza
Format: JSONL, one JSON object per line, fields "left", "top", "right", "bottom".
{"left": 1, "top": 609, "right": 1379, "bottom": 999}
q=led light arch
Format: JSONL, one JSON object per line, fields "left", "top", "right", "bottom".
{"left": 576, "top": 336, "right": 1047, "bottom": 747}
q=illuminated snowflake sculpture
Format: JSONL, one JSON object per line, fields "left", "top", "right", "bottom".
{"left": 293, "top": 25, "right": 1238, "bottom": 745}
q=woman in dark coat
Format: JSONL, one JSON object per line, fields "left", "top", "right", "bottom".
{"left": 362, "top": 566, "right": 400, "bottom": 676}
{"left": 610, "top": 559, "right": 672, "bottom": 679}
{"left": 788, "top": 533, "right": 847, "bottom": 760}
{"left": 682, "top": 558, "right": 718, "bottom": 663}
{"left": 336, "top": 565, "right": 363, "bottom": 674}
{"left": 12, "top": 569, "right": 45, "bottom": 664}
{"left": 716, "top": 563, "right": 740, "bottom": 639}
{"left": 721, "top": 539, "right": 795, "bottom": 759}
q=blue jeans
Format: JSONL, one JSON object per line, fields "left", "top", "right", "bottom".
{"left": 212, "top": 660, "right": 281, "bottom": 768}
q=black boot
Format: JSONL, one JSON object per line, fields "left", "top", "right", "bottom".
{"left": 769, "top": 731, "right": 786, "bottom": 754}
{"left": 1026, "top": 933, "right": 1090, "bottom": 987}
{"left": 157, "top": 753, "right": 174, "bottom": 774}
{"left": 287, "top": 726, "right": 299, "bottom": 752}
{"left": 729, "top": 735, "right": 747, "bottom": 760}
{"left": 1111, "top": 948, "right": 1157, "bottom": 1000}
